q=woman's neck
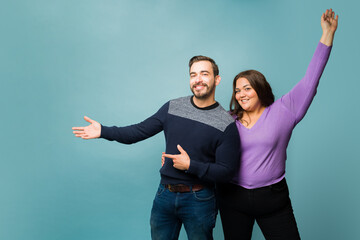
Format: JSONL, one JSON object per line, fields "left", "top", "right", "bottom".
{"left": 241, "top": 106, "right": 266, "bottom": 128}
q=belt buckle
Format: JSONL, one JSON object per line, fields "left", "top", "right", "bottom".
{"left": 168, "top": 185, "right": 175, "bottom": 192}
{"left": 167, "top": 184, "right": 176, "bottom": 192}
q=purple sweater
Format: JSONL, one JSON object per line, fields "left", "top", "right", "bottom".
{"left": 232, "top": 42, "right": 332, "bottom": 189}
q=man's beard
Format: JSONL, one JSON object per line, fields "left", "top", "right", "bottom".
{"left": 191, "top": 83, "right": 215, "bottom": 100}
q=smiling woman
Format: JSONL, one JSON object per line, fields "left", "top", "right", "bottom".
{"left": 232, "top": 70, "right": 274, "bottom": 128}
{"left": 217, "top": 8, "right": 338, "bottom": 240}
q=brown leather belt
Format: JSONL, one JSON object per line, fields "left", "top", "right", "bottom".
{"left": 165, "top": 184, "right": 204, "bottom": 193}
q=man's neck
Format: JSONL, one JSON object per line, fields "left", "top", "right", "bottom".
{"left": 192, "top": 96, "right": 216, "bottom": 108}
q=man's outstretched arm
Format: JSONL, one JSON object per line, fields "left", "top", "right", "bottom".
{"left": 72, "top": 102, "right": 168, "bottom": 144}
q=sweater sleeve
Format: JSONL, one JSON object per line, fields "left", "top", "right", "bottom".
{"left": 100, "top": 102, "right": 168, "bottom": 144}
{"left": 280, "top": 42, "right": 332, "bottom": 124}
{"left": 186, "top": 123, "right": 241, "bottom": 183}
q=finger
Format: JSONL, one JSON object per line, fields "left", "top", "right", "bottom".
{"left": 75, "top": 134, "right": 87, "bottom": 138}
{"left": 161, "top": 153, "right": 166, "bottom": 166}
{"left": 335, "top": 14, "right": 339, "bottom": 21}
{"left": 324, "top": 11, "right": 329, "bottom": 21}
{"left": 161, "top": 156, "right": 165, "bottom": 166}
{"left": 84, "top": 116, "right": 94, "bottom": 124}
{"left": 72, "top": 127, "right": 85, "bottom": 130}
{"left": 162, "top": 154, "right": 177, "bottom": 159}
{"left": 73, "top": 130, "right": 85, "bottom": 134}
{"left": 177, "top": 144, "right": 186, "bottom": 154}
{"left": 82, "top": 135, "right": 92, "bottom": 140}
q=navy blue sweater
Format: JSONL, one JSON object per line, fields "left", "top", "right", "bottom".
{"left": 100, "top": 96, "right": 240, "bottom": 186}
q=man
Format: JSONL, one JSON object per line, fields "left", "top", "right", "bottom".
{"left": 72, "top": 56, "right": 240, "bottom": 240}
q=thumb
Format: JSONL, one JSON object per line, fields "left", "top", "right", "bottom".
{"left": 177, "top": 144, "right": 186, "bottom": 154}
{"left": 84, "top": 116, "right": 94, "bottom": 124}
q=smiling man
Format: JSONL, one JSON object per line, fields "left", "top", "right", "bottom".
{"left": 190, "top": 59, "right": 219, "bottom": 102}
{"left": 72, "top": 56, "right": 240, "bottom": 240}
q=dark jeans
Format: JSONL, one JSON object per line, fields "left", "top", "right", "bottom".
{"left": 217, "top": 178, "right": 301, "bottom": 240}
{"left": 150, "top": 184, "right": 217, "bottom": 240}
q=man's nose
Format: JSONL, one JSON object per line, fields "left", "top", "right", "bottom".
{"left": 195, "top": 76, "right": 203, "bottom": 83}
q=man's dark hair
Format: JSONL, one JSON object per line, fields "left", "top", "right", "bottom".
{"left": 189, "top": 56, "right": 219, "bottom": 76}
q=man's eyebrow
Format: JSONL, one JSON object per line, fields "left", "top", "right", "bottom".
{"left": 190, "top": 70, "right": 211, "bottom": 75}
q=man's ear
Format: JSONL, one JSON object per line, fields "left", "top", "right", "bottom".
{"left": 215, "top": 75, "right": 221, "bottom": 86}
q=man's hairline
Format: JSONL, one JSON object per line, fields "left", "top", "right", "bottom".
{"left": 189, "top": 60, "right": 217, "bottom": 77}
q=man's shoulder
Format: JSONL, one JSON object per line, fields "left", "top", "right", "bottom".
{"left": 213, "top": 103, "right": 234, "bottom": 120}
{"left": 206, "top": 103, "right": 235, "bottom": 131}
{"left": 167, "top": 95, "right": 192, "bottom": 113}
{"left": 169, "top": 95, "right": 192, "bottom": 104}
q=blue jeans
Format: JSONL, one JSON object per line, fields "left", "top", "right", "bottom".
{"left": 150, "top": 184, "right": 217, "bottom": 240}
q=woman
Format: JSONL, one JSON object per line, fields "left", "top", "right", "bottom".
{"left": 217, "top": 9, "right": 338, "bottom": 240}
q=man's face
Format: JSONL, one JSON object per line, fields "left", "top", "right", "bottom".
{"left": 189, "top": 61, "right": 219, "bottom": 100}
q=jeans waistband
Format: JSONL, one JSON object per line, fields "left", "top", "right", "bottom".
{"left": 164, "top": 184, "right": 204, "bottom": 193}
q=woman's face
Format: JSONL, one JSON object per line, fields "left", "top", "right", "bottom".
{"left": 235, "top": 77, "right": 262, "bottom": 112}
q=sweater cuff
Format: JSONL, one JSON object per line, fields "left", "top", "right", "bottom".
{"left": 187, "top": 159, "right": 206, "bottom": 177}
{"left": 100, "top": 125, "right": 111, "bottom": 139}
{"left": 317, "top": 41, "right": 332, "bottom": 57}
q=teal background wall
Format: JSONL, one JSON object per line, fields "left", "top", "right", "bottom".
{"left": 1, "top": 0, "right": 358, "bottom": 239}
